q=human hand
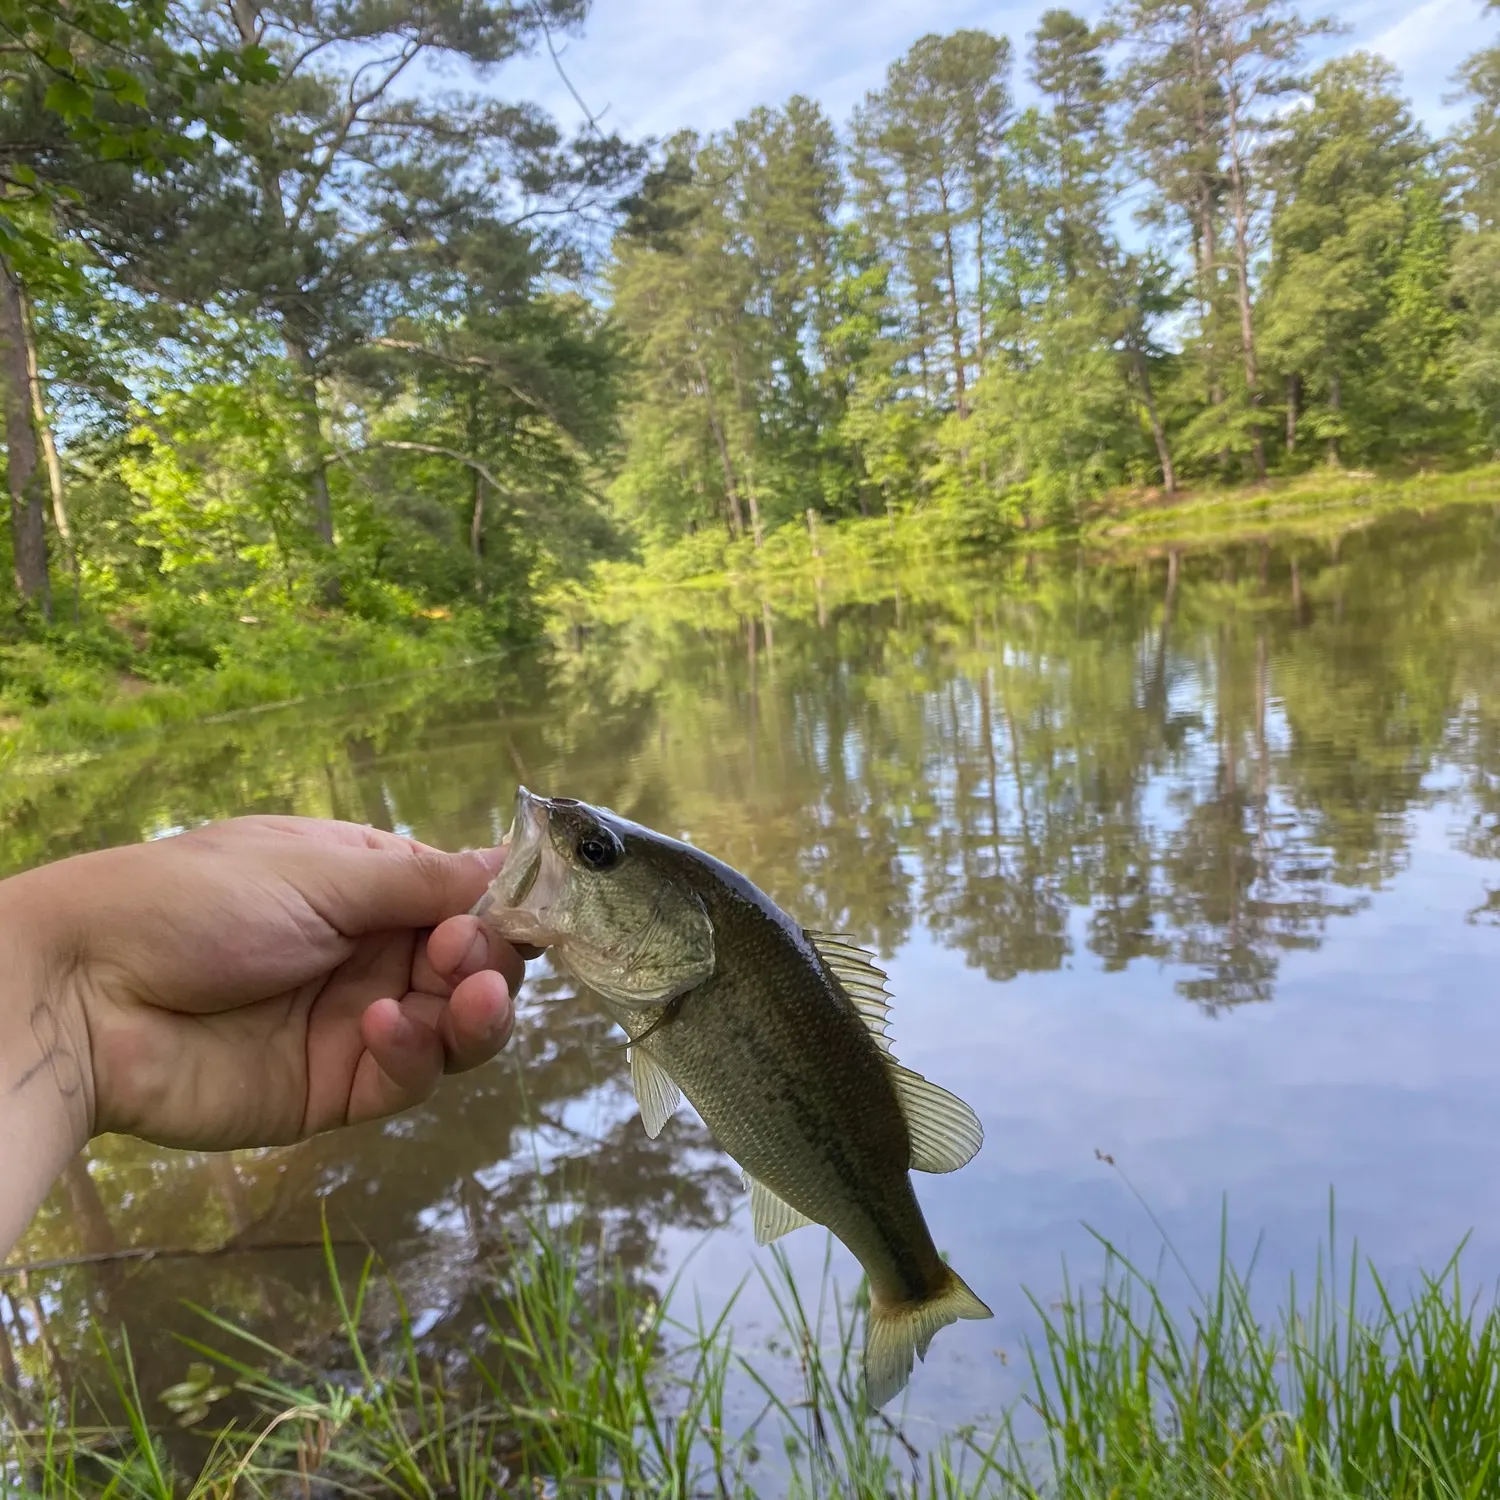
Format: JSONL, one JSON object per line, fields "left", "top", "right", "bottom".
{"left": 0, "top": 816, "right": 526, "bottom": 1248}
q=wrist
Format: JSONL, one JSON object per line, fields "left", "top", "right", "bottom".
{"left": 0, "top": 866, "right": 96, "bottom": 1254}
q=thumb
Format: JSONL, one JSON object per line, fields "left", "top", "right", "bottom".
{"left": 301, "top": 840, "right": 506, "bottom": 936}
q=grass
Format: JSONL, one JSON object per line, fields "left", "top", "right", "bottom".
{"left": 5, "top": 1206, "right": 1500, "bottom": 1498}
{"left": 0, "top": 607, "right": 499, "bottom": 773}
{"left": 1080, "top": 464, "right": 1500, "bottom": 551}
{"left": 568, "top": 463, "right": 1500, "bottom": 607}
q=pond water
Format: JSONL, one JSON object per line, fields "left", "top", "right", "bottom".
{"left": 4, "top": 500, "right": 1500, "bottom": 1445}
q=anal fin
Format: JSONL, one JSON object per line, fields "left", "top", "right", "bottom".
{"left": 745, "top": 1173, "right": 815, "bottom": 1245}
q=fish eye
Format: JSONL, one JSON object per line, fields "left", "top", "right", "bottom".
{"left": 576, "top": 830, "right": 621, "bottom": 870}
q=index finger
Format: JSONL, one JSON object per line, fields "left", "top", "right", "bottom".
{"left": 219, "top": 816, "right": 450, "bottom": 856}
{"left": 293, "top": 840, "right": 506, "bottom": 936}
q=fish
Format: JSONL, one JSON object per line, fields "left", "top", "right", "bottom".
{"left": 473, "top": 786, "right": 992, "bottom": 1407}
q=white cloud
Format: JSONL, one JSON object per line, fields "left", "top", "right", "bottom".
{"left": 488, "top": 0, "right": 1488, "bottom": 144}
{"left": 495, "top": 0, "right": 1083, "bottom": 141}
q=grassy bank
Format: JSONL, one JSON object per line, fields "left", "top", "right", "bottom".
{"left": 0, "top": 602, "right": 501, "bottom": 774}
{"left": 567, "top": 465, "right": 1500, "bottom": 610}
{"left": 7, "top": 1217, "right": 1500, "bottom": 1498}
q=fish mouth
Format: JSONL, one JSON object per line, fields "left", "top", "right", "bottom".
{"left": 472, "top": 786, "right": 568, "bottom": 945}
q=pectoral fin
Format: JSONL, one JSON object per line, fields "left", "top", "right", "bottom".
{"left": 744, "top": 1173, "right": 815, "bottom": 1244}
{"left": 629, "top": 1045, "right": 681, "bottom": 1138}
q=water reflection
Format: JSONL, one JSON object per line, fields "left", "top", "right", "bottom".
{"left": 4, "top": 501, "right": 1500, "bottom": 1424}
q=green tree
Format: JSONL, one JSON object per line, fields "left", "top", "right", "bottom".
{"left": 0, "top": 0, "right": 262, "bottom": 612}
{"left": 1118, "top": 0, "right": 1333, "bottom": 478}
{"left": 931, "top": 12, "right": 1173, "bottom": 528}
{"left": 109, "top": 0, "right": 632, "bottom": 592}
{"left": 1117, "top": 0, "right": 1231, "bottom": 453}
{"left": 1211, "top": 0, "right": 1336, "bottom": 477}
{"left": 1452, "top": 0, "right": 1500, "bottom": 450}
{"left": 850, "top": 30, "right": 1011, "bottom": 422}
{"left": 609, "top": 101, "right": 849, "bottom": 550}
{"left": 1258, "top": 53, "right": 1438, "bottom": 464}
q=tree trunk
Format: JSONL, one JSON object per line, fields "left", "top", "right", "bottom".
{"left": 282, "top": 333, "right": 342, "bottom": 607}
{"left": 20, "top": 289, "right": 70, "bottom": 561}
{"left": 1223, "top": 87, "right": 1266, "bottom": 479}
{"left": 703, "top": 398, "right": 744, "bottom": 540}
{"left": 283, "top": 336, "right": 335, "bottom": 548}
{"left": 1326, "top": 371, "right": 1341, "bottom": 466}
{"left": 744, "top": 478, "right": 764, "bottom": 549}
{"left": 0, "top": 259, "right": 50, "bottom": 614}
{"left": 902, "top": 179, "right": 935, "bottom": 406}
{"left": 1191, "top": 15, "right": 1222, "bottom": 414}
{"left": 937, "top": 174, "right": 968, "bottom": 419}
{"left": 728, "top": 356, "right": 764, "bottom": 546}
{"left": 470, "top": 470, "right": 485, "bottom": 582}
{"left": 1286, "top": 372, "right": 1301, "bottom": 453}
{"left": 1130, "top": 345, "right": 1176, "bottom": 495}
{"left": 466, "top": 386, "right": 485, "bottom": 593}
{"left": 235, "top": 12, "right": 340, "bottom": 604}
{"left": 975, "top": 196, "right": 986, "bottom": 370}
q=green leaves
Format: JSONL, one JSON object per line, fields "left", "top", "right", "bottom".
{"left": 41, "top": 75, "right": 92, "bottom": 122}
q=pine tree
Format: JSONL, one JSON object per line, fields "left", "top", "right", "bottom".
{"left": 1259, "top": 53, "right": 1434, "bottom": 464}
{"left": 850, "top": 31, "right": 1011, "bottom": 422}
{"left": 1452, "top": 0, "right": 1500, "bottom": 449}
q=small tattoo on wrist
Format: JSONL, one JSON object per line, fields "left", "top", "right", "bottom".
{"left": 10, "top": 997, "right": 83, "bottom": 1099}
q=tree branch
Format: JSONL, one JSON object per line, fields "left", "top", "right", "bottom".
{"left": 359, "top": 337, "right": 564, "bottom": 425}
{"left": 529, "top": 0, "right": 608, "bottom": 138}
{"left": 293, "top": 40, "right": 423, "bottom": 226}
{"left": 332, "top": 439, "right": 509, "bottom": 495}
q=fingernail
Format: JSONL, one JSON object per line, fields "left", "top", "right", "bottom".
{"left": 469, "top": 846, "right": 505, "bottom": 876}
{"left": 463, "top": 928, "right": 488, "bottom": 975}
{"left": 485, "top": 995, "right": 514, "bottom": 1041}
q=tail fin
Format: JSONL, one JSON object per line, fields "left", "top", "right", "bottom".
{"left": 864, "top": 1267, "right": 992, "bottom": 1408}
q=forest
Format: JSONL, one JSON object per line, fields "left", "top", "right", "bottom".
{"left": 610, "top": 7, "right": 1500, "bottom": 554}
{"left": 1, "top": 0, "right": 1499, "bottom": 732}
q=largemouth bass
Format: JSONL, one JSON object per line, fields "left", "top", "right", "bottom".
{"left": 474, "top": 787, "right": 992, "bottom": 1406}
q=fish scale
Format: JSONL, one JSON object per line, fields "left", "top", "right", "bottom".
{"left": 613, "top": 908, "right": 940, "bottom": 1308}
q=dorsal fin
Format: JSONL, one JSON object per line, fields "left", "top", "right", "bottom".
{"left": 806, "top": 930, "right": 895, "bottom": 1055}
{"left": 806, "top": 929, "right": 984, "bottom": 1175}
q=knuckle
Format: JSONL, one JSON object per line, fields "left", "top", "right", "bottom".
{"left": 406, "top": 842, "right": 455, "bottom": 889}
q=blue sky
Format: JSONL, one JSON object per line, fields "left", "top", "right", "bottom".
{"left": 484, "top": 0, "right": 1490, "bottom": 145}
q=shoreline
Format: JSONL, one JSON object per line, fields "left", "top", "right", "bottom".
{"left": 571, "top": 465, "right": 1500, "bottom": 605}
{"left": 5, "top": 467, "right": 1496, "bottom": 770}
